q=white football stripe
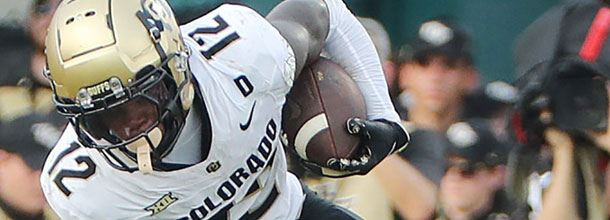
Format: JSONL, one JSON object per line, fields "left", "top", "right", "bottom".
{"left": 294, "top": 113, "right": 329, "bottom": 160}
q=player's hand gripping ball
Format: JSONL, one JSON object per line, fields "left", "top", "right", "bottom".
{"left": 282, "top": 58, "right": 409, "bottom": 177}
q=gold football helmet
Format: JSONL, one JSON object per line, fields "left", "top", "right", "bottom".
{"left": 45, "top": 0, "right": 194, "bottom": 173}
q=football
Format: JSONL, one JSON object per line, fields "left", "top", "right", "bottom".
{"left": 282, "top": 57, "right": 366, "bottom": 167}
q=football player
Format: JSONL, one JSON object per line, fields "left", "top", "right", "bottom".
{"left": 39, "top": 0, "right": 409, "bottom": 219}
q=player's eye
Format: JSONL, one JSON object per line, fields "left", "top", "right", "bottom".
{"left": 80, "top": 97, "right": 159, "bottom": 141}
{"left": 78, "top": 82, "right": 170, "bottom": 143}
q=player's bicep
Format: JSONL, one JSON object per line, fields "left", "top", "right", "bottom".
{"left": 267, "top": 0, "right": 329, "bottom": 77}
{"left": 267, "top": 21, "right": 310, "bottom": 78}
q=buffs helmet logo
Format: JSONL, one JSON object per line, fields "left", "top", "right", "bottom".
{"left": 85, "top": 81, "right": 111, "bottom": 97}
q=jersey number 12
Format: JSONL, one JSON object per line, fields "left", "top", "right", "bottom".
{"left": 188, "top": 15, "right": 241, "bottom": 59}
{"left": 47, "top": 142, "right": 96, "bottom": 196}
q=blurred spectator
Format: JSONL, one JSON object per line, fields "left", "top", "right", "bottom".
{"left": 301, "top": 123, "right": 450, "bottom": 220}
{"left": 1, "top": 0, "right": 55, "bottom": 86}
{"left": 437, "top": 119, "right": 513, "bottom": 220}
{"left": 27, "top": 0, "right": 56, "bottom": 84}
{"left": 395, "top": 18, "right": 479, "bottom": 132}
{"left": 0, "top": 26, "right": 31, "bottom": 86}
{"left": 0, "top": 0, "right": 33, "bottom": 28}
{"left": 0, "top": 23, "right": 31, "bottom": 85}
{"left": 0, "top": 0, "right": 63, "bottom": 219}
{"left": 303, "top": 172, "right": 395, "bottom": 220}
{"left": 372, "top": 19, "right": 479, "bottom": 220}
{"left": 510, "top": 1, "right": 610, "bottom": 219}
{"left": 462, "top": 81, "right": 518, "bottom": 139}
{"left": 376, "top": 124, "right": 450, "bottom": 220}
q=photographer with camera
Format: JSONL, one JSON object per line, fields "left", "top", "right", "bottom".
{"left": 511, "top": 1, "right": 610, "bottom": 219}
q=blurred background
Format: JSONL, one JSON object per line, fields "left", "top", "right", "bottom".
{"left": 168, "top": 0, "right": 559, "bottom": 82}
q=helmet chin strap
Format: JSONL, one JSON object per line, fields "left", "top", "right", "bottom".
{"left": 126, "top": 127, "right": 163, "bottom": 174}
{"left": 137, "top": 144, "right": 153, "bottom": 174}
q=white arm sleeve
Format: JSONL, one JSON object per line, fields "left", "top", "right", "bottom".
{"left": 323, "top": 0, "right": 400, "bottom": 122}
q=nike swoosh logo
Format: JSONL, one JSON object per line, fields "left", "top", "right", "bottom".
{"left": 240, "top": 101, "right": 256, "bottom": 131}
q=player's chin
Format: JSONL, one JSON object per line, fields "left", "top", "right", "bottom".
{"left": 127, "top": 123, "right": 167, "bottom": 144}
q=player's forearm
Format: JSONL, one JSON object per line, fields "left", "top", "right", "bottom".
{"left": 374, "top": 155, "right": 437, "bottom": 220}
{"left": 322, "top": 0, "right": 399, "bottom": 122}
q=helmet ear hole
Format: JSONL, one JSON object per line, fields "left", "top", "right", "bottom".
{"left": 180, "top": 83, "right": 194, "bottom": 110}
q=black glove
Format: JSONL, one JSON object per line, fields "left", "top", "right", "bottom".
{"left": 301, "top": 118, "right": 410, "bottom": 178}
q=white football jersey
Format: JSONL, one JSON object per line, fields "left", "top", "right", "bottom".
{"left": 40, "top": 4, "right": 304, "bottom": 220}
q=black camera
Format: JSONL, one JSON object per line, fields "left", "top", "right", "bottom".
{"left": 546, "top": 62, "right": 608, "bottom": 132}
